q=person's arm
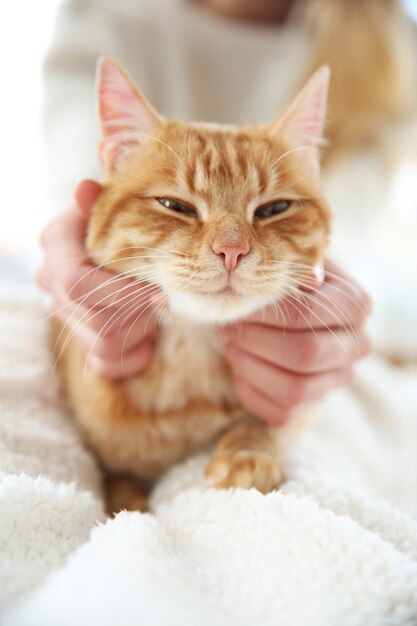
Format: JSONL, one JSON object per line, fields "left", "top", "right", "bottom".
{"left": 220, "top": 262, "right": 371, "bottom": 425}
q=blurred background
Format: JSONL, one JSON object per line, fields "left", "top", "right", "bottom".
{"left": 1, "top": 0, "right": 417, "bottom": 279}
{"left": 0, "top": 0, "right": 60, "bottom": 278}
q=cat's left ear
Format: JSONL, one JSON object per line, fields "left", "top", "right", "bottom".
{"left": 97, "top": 57, "right": 164, "bottom": 171}
{"left": 266, "top": 66, "right": 330, "bottom": 177}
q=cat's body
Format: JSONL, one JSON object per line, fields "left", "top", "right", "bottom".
{"left": 58, "top": 315, "right": 241, "bottom": 480}
{"left": 56, "top": 59, "right": 331, "bottom": 510}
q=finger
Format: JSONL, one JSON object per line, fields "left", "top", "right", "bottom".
{"left": 87, "top": 339, "right": 154, "bottom": 380}
{"left": 40, "top": 208, "right": 91, "bottom": 270}
{"left": 233, "top": 378, "right": 291, "bottom": 426}
{"left": 245, "top": 263, "right": 371, "bottom": 331}
{"left": 75, "top": 179, "right": 102, "bottom": 218}
{"left": 221, "top": 323, "right": 370, "bottom": 374}
{"left": 226, "top": 345, "right": 352, "bottom": 411}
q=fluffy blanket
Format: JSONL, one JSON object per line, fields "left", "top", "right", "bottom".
{"left": 1, "top": 277, "right": 417, "bottom": 626}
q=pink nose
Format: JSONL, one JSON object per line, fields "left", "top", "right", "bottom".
{"left": 212, "top": 240, "right": 250, "bottom": 273}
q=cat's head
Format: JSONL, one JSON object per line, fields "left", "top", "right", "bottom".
{"left": 87, "top": 58, "right": 331, "bottom": 323}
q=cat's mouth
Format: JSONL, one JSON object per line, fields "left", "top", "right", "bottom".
{"left": 206, "top": 286, "right": 236, "bottom": 296}
{"left": 194, "top": 285, "right": 239, "bottom": 298}
{"left": 215, "top": 286, "right": 236, "bottom": 296}
{"left": 167, "top": 271, "right": 284, "bottom": 322}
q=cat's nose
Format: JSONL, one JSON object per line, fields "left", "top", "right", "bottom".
{"left": 211, "top": 240, "right": 250, "bottom": 273}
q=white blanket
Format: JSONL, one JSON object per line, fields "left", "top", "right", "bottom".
{"left": 1, "top": 278, "right": 417, "bottom": 626}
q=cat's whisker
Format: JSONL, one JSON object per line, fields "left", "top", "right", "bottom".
{"left": 152, "top": 298, "right": 168, "bottom": 332}
{"left": 44, "top": 252, "right": 177, "bottom": 271}
{"left": 264, "top": 275, "right": 320, "bottom": 338}
{"left": 270, "top": 299, "right": 282, "bottom": 329}
{"left": 143, "top": 274, "right": 197, "bottom": 336}
{"left": 272, "top": 261, "right": 364, "bottom": 300}
{"left": 287, "top": 294, "right": 320, "bottom": 340}
{"left": 66, "top": 266, "right": 168, "bottom": 326}
{"left": 53, "top": 264, "right": 177, "bottom": 363}
{"left": 145, "top": 276, "right": 195, "bottom": 332}
{"left": 101, "top": 244, "right": 191, "bottom": 258}
{"left": 81, "top": 270, "right": 194, "bottom": 371}
{"left": 50, "top": 254, "right": 170, "bottom": 319}
{"left": 151, "top": 300, "right": 169, "bottom": 336}
{"left": 269, "top": 146, "right": 311, "bottom": 169}
{"left": 82, "top": 293, "right": 160, "bottom": 377}
{"left": 323, "top": 281, "right": 369, "bottom": 314}
{"left": 282, "top": 271, "right": 362, "bottom": 348}
{"left": 42, "top": 263, "right": 171, "bottom": 322}
{"left": 267, "top": 261, "right": 366, "bottom": 305}
{"left": 268, "top": 260, "right": 314, "bottom": 269}
{"left": 50, "top": 263, "right": 173, "bottom": 350}
{"left": 117, "top": 275, "right": 196, "bottom": 371}
{"left": 323, "top": 270, "right": 364, "bottom": 298}
{"left": 272, "top": 162, "right": 315, "bottom": 177}
{"left": 301, "top": 289, "right": 362, "bottom": 351}
{"left": 53, "top": 277, "right": 159, "bottom": 371}
{"left": 96, "top": 279, "right": 169, "bottom": 340}
{"left": 51, "top": 271, "right": 150, "bottom": 356}
{"left": 106, "top": 127, "right": 185, "bottom": 166}
{"left": 62, "top": 260, "right": 180, "bottom": 317}
{"left": 276, "top": 297, "right": 290, "bottom": 331}
{"left": 285, "top": 289, "right": 351, "bottom": 356}
{"left": 61, "top": 241, "right": 188, "bottom": 301}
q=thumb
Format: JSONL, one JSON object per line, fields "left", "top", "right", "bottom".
{"left": 74, "top": 179, "right": 102, "bottom": 218}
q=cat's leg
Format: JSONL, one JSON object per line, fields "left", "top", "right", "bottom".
{"left": 105, "top": 472, "right": 149, "bottom": 514}
{"left": 205, "top": 417, "right": 284, "bottom": 493}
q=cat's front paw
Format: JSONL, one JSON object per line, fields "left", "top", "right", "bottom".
{"left": 205, "top": 451, "right": 284, "bottom": 494}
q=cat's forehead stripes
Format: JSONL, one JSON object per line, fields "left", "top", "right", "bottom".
{"left": 177, "top": 127, "right": 274, "bottom": 214}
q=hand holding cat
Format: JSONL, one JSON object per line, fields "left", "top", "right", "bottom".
{"left": 36, "top": 180, "right": 158, "bottom": 380}
{"left": 220, "top": 264, "right": 372, "bottom": 425}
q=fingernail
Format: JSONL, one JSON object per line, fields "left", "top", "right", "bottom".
{"left": 314, "top": 262, "right": 324, "bottom": 285}
{"left": 300, "top": 262, "right": 324, "bottom": 292}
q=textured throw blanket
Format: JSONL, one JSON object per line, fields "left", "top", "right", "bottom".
{"left": 1, "top": 277, "right": 417, "bottom": 626}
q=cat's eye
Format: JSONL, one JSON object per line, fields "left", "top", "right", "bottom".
{"left": 254, "top": 200, "right": 292, "bottom": 219}
{"left": 157, "top": 197, "right": 198, "bottom": 216}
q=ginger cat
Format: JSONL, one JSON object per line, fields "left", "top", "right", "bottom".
{"left": 56, "top": 58, "right": 331, "bottom": 512}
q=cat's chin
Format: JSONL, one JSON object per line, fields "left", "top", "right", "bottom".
{"left": 167, "top": 290, "right": 277, "bottom": 324}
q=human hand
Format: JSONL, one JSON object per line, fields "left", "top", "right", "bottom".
{"left": 36, "top": 180, "right": 159, "bottom": 380}
{"left": 220, "top": 261, "right": 372, "bottom": 425}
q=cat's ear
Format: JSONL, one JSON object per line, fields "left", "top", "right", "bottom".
{"left": 266, "top": 66, "right": 330, "bottom": 176}
{"left": 96, "top": 57, "right": 164, "bottom": 171}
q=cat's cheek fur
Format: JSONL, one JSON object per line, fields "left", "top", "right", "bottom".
{"left": 167, "top": 290, "right": 279, "bottom": 323}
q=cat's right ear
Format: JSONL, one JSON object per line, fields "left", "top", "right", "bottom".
{"left": 96, "top": 57, "right": 164, "bottom": 171}
{"left": 266, "top": 66, "right": 330, "bottom": 178}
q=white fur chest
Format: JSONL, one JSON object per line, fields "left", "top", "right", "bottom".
{"left": 125, "top": 315, "right": 236, "bottom": 413}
